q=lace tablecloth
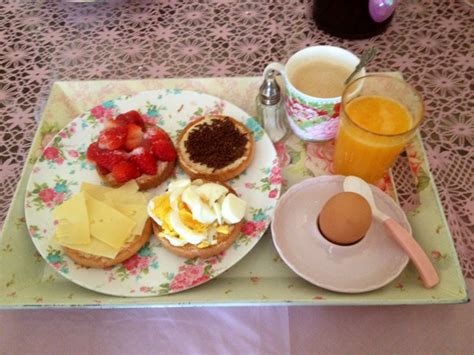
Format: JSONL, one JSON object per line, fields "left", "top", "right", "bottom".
{"left": 0, "top": 0, "right": 472, "bottom": 352}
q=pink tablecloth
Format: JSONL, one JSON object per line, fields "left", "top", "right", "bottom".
{"left": 0, "top": 0, "right": 472, "bottom": 353}
{"left": 1, "top": 280, "right": 473, "bottom": 354}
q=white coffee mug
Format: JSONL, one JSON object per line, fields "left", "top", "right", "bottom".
{"left": 264, "top": 46, "right": 363, "bottom": 141}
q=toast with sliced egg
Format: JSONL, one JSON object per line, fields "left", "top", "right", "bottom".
{"left": 148, "top": 178, "right": 247, "bottom": 259}
{"left": 177, "top": 115, "right": 255, "bottom": 182}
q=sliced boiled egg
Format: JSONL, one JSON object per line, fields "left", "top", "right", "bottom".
{"left": 148, "top": 195, "right": 176, "bottom": 236}
{"left": 181, "top": 185, "right": 216, "bottom": 224}
{"left": 197, "top": 183, "right": 228, "bottom": 203}
{"left": 178, "top": 204, "right": 209, "bottom": 233}
{"left": 222, "top": 193, "right": 247, "bottom": 224}
{"left": 148, "top": 179, "right": 248, "bottom": 248}
{"left": 168, "top": 178, "right": 191, "bottom": 210}
{"left": 168, "top": 178, "right": 191, "bottom": 191}
{"left": 197, "top": 183, "right": 229, "bottom": 225}
{"left": 160, "top": 233, "right": 187, "bottom": 247}
{"left": 212, "top": 200, "right": 223, "bottom": 225}
{"left": 169, "top": 211, "right": 207, "bottom": 245}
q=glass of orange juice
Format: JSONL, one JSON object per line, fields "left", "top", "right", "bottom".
{"left": 333, "top": 74, "right": 424, "bottom": 183}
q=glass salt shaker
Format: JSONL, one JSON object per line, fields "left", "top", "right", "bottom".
{"left": 256, "top": 70, "right": 289, "bottom": 143}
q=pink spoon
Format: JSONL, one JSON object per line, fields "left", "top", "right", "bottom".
{"left": 343, "top": 176, "right": 439, "bottom": 288}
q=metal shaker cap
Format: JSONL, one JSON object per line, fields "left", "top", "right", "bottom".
{"left": 259, "top": 69, "right": 281, "bottom": 105}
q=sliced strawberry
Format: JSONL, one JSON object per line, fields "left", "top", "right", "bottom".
{"left": 86, "top": 142, "right": 100, "bottom": 162}
{"left": 113, "top": 114, "right": 128, "bottom": 127}
{"left": 124, "top": 123, "right": 144, "bottom": 151}
{"left": 115, "top": 110, "right": 145, "bottom": 128}
{"left": 125, "top": 110, "right": 145, "bottom": 128}
{"left": 95, "top": 150, "right": 127, "bottom": 171}
{"left": 152, "top": 139, "right": 177, "bottom": 162}
{"left": 146, "top": 126, "right": 170, "bottom": 142}
{"left": 98, "top": 126, "right": 127, "bottom": 150}
{"left": 104, "top": 118, "right": 119, "bottom": 128}
{"left": 96, "top": 165, "right": 110, "bottom": 176}
{"left": 111, "top": 161, "right": 141, "bottom": 183}
{"left": 130, "top": 150, "right": 157, "bottom": 175}
{"left": 140, "top": 138, "right": 153, "bottom": 151}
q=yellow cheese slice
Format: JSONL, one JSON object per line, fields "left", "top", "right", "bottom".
{"left": 80, "top": 183, "right": 114, "bottom": 202}
{"left": 56, "top": 235, "right": 120, "bottom": 259}
{"left": 85, "top": 196, "right": 136, "bottom": 249}
{"left": 114, "top": 204, "right": 148, "bottom": 237}
{"left": 104, "top": 181, "right": 147, "bottom": 206}
{"left": 56, "top": 182, "right": 148, "bottom": 259}
{"left": 53, "top": 192, "right": 90, "bottom": 245}
{"left": 104, "top": 180, "right": 138, "bottom": 197}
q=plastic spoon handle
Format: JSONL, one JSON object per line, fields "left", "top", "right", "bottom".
{"left": 384, "top": 218, "right": 439, "bottom": 288}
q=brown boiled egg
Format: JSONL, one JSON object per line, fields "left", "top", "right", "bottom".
{"left": 318, "top": 192, "right": 372, "bottom": 245}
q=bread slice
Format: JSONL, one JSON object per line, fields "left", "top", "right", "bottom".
{"left": 177, "top": 115, "right": 255, "bottom": 182}
{"left": 97, "top": 160, "right": 175, "bottom": 191}
{"left": 63, "top": 218, "right": 153, "bottom": 268}
{"left": 151, "top": 180, "right": 244, "bottom": 259}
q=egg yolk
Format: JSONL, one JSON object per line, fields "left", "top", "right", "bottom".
{"left": 152, "top": 195, "right": 177, "bottom": 237}
{"left": 216, "top": 225, "right": 230, "bottom": 234}
{"left": 178, "top": 200, "right": 209, "bottom": 233}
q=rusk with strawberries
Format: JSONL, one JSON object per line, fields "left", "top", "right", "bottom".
{"left": 86, "top": 110, "right": 177, "bottom": 190}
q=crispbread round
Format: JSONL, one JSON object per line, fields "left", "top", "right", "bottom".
{"left": 63, "top": 218, "right": 153, "bottom": 268}
{"left": 177, "top": 115, "right": 255, "bottom": 182}
{"left": 97, "top": 159, "right": 175, "bottom": 191}
{"left": 152, "top": 220, "right": 242, "bottom": 259}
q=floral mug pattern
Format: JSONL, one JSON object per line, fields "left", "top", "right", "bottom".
{"left": 264, "top": 45, "right": 362, "bottom": 141}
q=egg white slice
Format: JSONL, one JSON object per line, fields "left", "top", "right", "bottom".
{"left": 147, "top": 200, "right": 162, "bottom": 226}
{"left": 168, "top": 178, "right": 191, "bottom": 191}
{"left": 160, "top": 232, "right": 187, "bottom": 247}
{"left": 197, "top": 183, "right": 228, "bottom": 203}
{"left": 222, "top": 193, "right": 247, "bottom": 224}
{"left": 211, "top": 201, "right": 222, "bottom": 225}
{"left": 169, "top": 211, "right": 207, "bottom": 245}
{"left": 181, "top": 185, "right": 216, "bottom": 224}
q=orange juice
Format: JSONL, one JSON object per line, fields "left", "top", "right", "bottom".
{"left": 334, "top": 95, "right": 413, "bottom": 182}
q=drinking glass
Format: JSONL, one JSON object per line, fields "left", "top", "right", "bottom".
{"left": 333, "top": 74, "right": 424, "bottom": 183}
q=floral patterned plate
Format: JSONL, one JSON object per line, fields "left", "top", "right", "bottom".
{"left": 24, "top": 89, "right": 281, "bottom": 297}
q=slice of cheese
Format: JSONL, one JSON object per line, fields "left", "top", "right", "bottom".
{"left": 55, "top": 182, "right": 148, "bottom": 259}
{"left": 85, "top": 195, "right": 136, "bottom": 249}
{"left": 80, "top": 183, "right": 114, "bottom": 202}
{"left": 114, "top": 204, "right": 148, "bottom": 237}
{"left": 56, "top": 235, "right": 120, "bottom": 259}
{"left": 104, "top": 181, "right": 147, "bottom": 206}
{"left": 89, "top": 181, "right": 148, "bottom": 238}
{"left": 53, "top": 192, "right": 90, "bottom": 245}
{"left": 104, "top": 180, "right": 138, "bottom": 198}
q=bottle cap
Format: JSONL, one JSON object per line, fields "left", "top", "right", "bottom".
{"left": 259, "top": 70, "right": 281, "bottom": 106}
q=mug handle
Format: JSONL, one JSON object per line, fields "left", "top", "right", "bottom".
{"left": 263, "top": 62, "right": 285, "bottom": 78}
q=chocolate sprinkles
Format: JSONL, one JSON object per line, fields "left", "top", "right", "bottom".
{"left": 184, "top": 118, "right": 249, "bottom": 170}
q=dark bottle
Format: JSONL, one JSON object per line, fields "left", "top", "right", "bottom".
{"left": 313, "top": 0, "right": 397, "bottom": 40}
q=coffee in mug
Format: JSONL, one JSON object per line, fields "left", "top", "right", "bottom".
{"left": 264, "top": 46, "right": 363, "bottom": 141}
{"left": 289, "top": 60, "right": 353, "bottom": 98}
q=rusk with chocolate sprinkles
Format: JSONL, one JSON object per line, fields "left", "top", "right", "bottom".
{"left": 177, "top": 115, "right": 255, "bottom": 182}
